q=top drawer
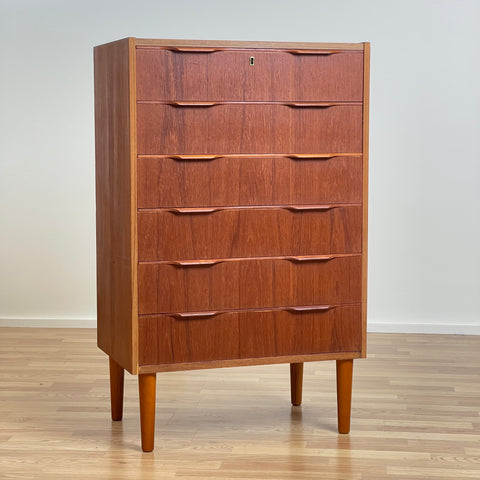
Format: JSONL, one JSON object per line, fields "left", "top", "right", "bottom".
{"left": 136, "top": 47, "right": 364, "bottom": 102}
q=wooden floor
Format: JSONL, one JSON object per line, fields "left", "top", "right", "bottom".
{"left": 0, "top": 328, "right": 479, "bottom": 479}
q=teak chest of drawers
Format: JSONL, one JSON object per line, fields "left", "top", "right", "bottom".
{"left": 94, "top": 37, "right": 370, "bottom": 452}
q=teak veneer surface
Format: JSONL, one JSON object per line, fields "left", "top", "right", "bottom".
{"left": 137, "top": 205, "right": 362, "bottom": 261}
{"left": 361, "top": 43, "right": 370, "bottom": 355}
{"left": 135, "top": 38, "right": 364, "bottom": 50}
{"left": 136, "top": 48, "right": 363, "bottom": 102}
{"left": 137, "top": 255, "right": 362, "bottom": 314}
{"left": 136, "top": 103, "right": 363, "bottom": 154}
{"left": 138, "top": 305, "right": 362, "bottom": 365}
{"left": 94, "top": 38, "right": 137, "bottom": 373}
{"left": 137, "top": 154, "right": 363, "bottom": 207}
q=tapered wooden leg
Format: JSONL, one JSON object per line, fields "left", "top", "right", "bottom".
{"left": 139, "top": 373, "right": 156, "bottom": 452}
{"left": 109, "top": 357, "right": 124, "bottom": 421}
{"left": 336, "top": 359, "right": 353, "bottom": 434}
{"left": 290, "top": 362, "right": 304, "bottom": 406}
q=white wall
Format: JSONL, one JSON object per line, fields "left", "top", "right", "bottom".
{"left": 1, "top": 0, "right": 479, "bottom": 333}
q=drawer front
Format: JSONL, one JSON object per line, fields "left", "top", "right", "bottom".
{"left": 138, "top": 255, "right": 362, "bottom": 314}
{"left": 137, "top": 103, "right": 362, "bottom": 154}
{"left": 137, "top": 155, "right": 363, "bottom": 208}
{"left": 139, "top": 304, "right": 362, "bottom": 365}
{"left": 136, "top": 48, "right": 364, "bottom": 102}
{"left": 137, "top": 206, "right": 362, "bottom": 261}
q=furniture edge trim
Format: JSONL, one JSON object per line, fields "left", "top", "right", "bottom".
{"left": 128, "top": 37, "right": 139, "bottom": 374}
{"left": 138, "top": 352, "right": 362, "bottom": 373}
{"left": 361, "top": 42, "right": 370, "bottom": 358}
{"left": 134, "top": 38, "right": 364, "bottom": 50}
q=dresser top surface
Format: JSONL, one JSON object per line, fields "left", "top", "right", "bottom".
{"left": 96, "top": 37, "right": 367, "bottom": 51}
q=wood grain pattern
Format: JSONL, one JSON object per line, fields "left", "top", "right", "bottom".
{"left": 94, "top": 37, "right": 138, "bottom": 374}
{"left": 135, "top": 38, "right": 365, "bottom": 50}
{"left": 290, "top": 363, "right": 304, "bottom": 406}
{"left": 138, "top": 255, "right": 362, "bottom": 314}
{"left": 108, "top": 357, "right": 124, "bottom": 421}
{"left": 138, "top": 305, "right": 362, "bottom": 365}
{"left": 138, "top": 373, "right": 156, "bottom": 452}
{"left": 361, "top": 42, "right": 370, "bottom": 358}
{"left": 136, "top": 48, "right": 364, "bottom": 102}
{"left": 136, "top": 103, "right": 363, "bottom": 154}
{"left": 137, "top": 154, "right": 363, "bottom": 208}
{"left": 137, "top": 205, "right": 362, "bottom": 261}
{"left": 336, "top": 359, "right": 353, "bottom": 434}
{"left": 2, "top": 328, "right": 480, "bottom": 479}
{"left": 139, "top": 351, "right": 360, "bottom": 373}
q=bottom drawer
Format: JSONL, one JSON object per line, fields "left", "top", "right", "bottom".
{"left": 139, "top": 304, "right": 361, "bottom": 365}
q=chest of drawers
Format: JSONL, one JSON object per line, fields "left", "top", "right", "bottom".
{"left": 94, "top": 37, "right": 370, "bottom": 452}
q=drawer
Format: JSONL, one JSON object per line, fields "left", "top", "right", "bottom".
{"left": 136, "top": 47, "right": 364, "bottom": 102}
{"left": 138, "top": 255, "right": 362, "bottom": 314}
{"left": 139, "top": 304, "right": 362, "bottom": 365}
{"left": 137, "top": 205, "right": 362, "bottom": 261}
{"left": 136, "top": 103, "right": 363, "bottom": 154}
{"left": 137, "top": 154, "right": 363, "bottom": 208}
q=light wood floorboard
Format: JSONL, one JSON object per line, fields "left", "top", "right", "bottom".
{"left": 0, "top": 328, "right": 479, "bottom": 479}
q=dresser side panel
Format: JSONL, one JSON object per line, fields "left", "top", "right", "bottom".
{"left": 94, "top": 38, "right": 138, "bottom": 374}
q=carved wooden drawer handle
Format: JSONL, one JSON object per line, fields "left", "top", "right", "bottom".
{"left": 285, "top": 305, "right": 336, "bottom": 313}
{"left": 169, "top": 260, "right": 222, "bottom": 268}
{"left": 167, "top": 47, "right": 220, "bottom": 53}
{"left": 168, "top": 207, "right": 219, "bottom": 215}
{"left": 286, "top": 255, "right": 334, "bottom": 263}
{"left": 287, "top": 49, "right": 342, "bottom": 55}
{"left": 169, "top": 155, "right": 221, "bottom": 162}
{"left": 285, "top": 102, "right": 336, "bottom": 108}
{"left": 284, "top": 205, "right": 336, "bottom": 212}
{"left": 171, "top": 311, "right": 221, "bottom": 320}
{"left": 287, "top": 154, "right": 336, "bottom": 161}
{"left": 168, "top": 101, "right": 218, "bottom": 107}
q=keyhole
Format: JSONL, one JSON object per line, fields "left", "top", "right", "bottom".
{"left": 249, "top": 56, "right": 255, "bottom": 66}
